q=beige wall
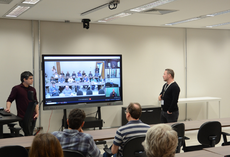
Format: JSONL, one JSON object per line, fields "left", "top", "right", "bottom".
{"left": 0, "top": 18, "right": 229, "bottom": 133}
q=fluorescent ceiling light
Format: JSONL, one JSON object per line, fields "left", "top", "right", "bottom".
{"left": 5, "top": 5, "right": 30, "bottom": 17}
{"left": 22, "top": 0, "right": 40, "bottom": 4}
{"left": 206, "top": 9, "right": 230, "bottom": 17}
{"left": 165, "top": 17, "right": 201, "bottom": 26}
{"left": 130, "top": 0, "right": 176, "bottom": 12}
{"left": 206, "top": 22, "right": 230, "bottom": 28}
{"left": 98, "top": 13, "right": 132, "bottom": 22}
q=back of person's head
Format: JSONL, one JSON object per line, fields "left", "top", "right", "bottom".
{"left": 68, "top": 108, "right": 86, "bottom": 129}
{"left": 21, "top": 71, "right": 33, "bottom": 83}
{"left": 127, "top": 103, "right": 142, "bottom": 119}
{"left": 29, "top": 133, "right": 63, "bottom": 157}
{"left": 165, "top": 69, "right": 174, "bottom": 79}
{"left": 142, "top": 124, "right": 178, "bottom": 157}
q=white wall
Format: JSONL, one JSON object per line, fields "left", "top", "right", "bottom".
{"left": 0, "top": 18, "right": 229, "bottom": 133}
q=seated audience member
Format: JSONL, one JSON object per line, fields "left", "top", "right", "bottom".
{"left": 72, "top": 71, "right": 76, "bottom": 78}
{"left": 82, "top": 70, "right": 86, "bottom": 76}
{"left": 68, "top": 76, "right": 75, "bottom": 83}
{"left": 77, "top": 70, "right": 82, "bottom": 77}
{"left": 83, "top": 75, "right": 89, "bottom": 82}
{"left": 75, "top": 76, "right": 81, "bottom": 82}
{"left": 103, "top": 103, "right": 150, "bottom": 157}
{"left": 54, "top": 72, "right": 59, "bottom": 79}
{"left": 52, "top": 108, "right": 101, "bottom": 157}
{"left": 58, "top": 75, "right": 65, "bottom": 83}
{"left": 95, "top": 71, "right": 99, "bottom": 77}
{"left": 66, "top": 71, "right": 70, "bottom": 78}
{"left": 50, "top": 76, "right": 55, "bottom": 83}
{"left": 62, "top": 85, "right": 73, "bottom": 96}
{"left": 110, "top": 89, "right": 117, "bottom": 97}
{"left": 60, "top": 71, "right": 65, "bottom": 76}
{"left": 142, "top": 124, "right": 178, "bottom": 157}
{"left": 49, "top": 83, "right": 59, "bottom": 96}
{"left": 91, "top": 77, "right": 97, "bottom": 82}
{"left": 88, "top": 71, "right": 93, "bottom": 78}
{"left": 29, "top": 133, "right": 63, "bottom": 157}
{"left": 98, "top": 76, "right": 103, "bottom": 82}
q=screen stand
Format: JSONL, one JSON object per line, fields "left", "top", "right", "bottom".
{"left": 61, "top": 107, "right": 103, "bottom": 131}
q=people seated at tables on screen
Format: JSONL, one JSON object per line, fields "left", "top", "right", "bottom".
{"left": 110, "top": 89, "right": 117, "bottom": 97}
{"left": 95, "top": 71, "right": 99, "bottom": 77}
{"left": 58, "top": 75, "right": 65, "bottom": 83}
{"left": 91, "top": 77, "right": 97, "bottom": 82}
{"left": 29, "top": 133, "right": 63, "bottom": 157}
{"left": 83, "top": 75, "right": 89, "bottom": 82}
{"left": 66, "top": 71, "right": 70, "bottom": 78}
{"left": 142, "top": 124, "right": 177, "bottom": 157}
{"left": 60, "top": 71, "right": 65, "bottom": 76}
{"left": 103, "top": 103, "right": 150, "bottom": 157}
{"left": 68, "top": 76, "right": 75, "bottom": 83}
{"left": 49, "top": 83, "right": 59, "bottom": 96}
{"left": 50, "top": 76, "right": 55, "bottom": 83}
{"left": 98, "top": 76, "right": 103, "bottom": 82}
{"left": 52, "top": 108, "right": 101, "bottom": 157}
{"left": 82, "top": 70, "right": 86, "bottom": 76}
{"left": 78, "top": 70, "right": 82, "bottom": 77}
{"left": 62, "top": 86, "right": 73, "bottom": 96}
{"left": 72, "top": 71, "right": 76, "bottom": 78}
{"left": 88, "top": 71, "right": 93, "bottom": 78}
{"left": 75, "top": 76, "right": 81, "bottom": 82}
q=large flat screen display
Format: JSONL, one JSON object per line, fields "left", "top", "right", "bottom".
{"left": 42, "top": 55, "right": 123, "bottom": 110}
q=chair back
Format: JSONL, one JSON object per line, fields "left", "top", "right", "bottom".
{"left": 86, "top": 90, "right": 93, "bottom": 95}
{"left": 77, "top": 90, "right": 83, "bottom": 95}
{"left": 0, "top": 145, "right": 28, "bottom": 157}
{"left": 63, "top": 149, "right": 85, "bottom": 157}
{"left": 122, "top": 135, "right": 146, "bottom": 157}
{"left": 198, "top": 121, "right": 221, "bottom": 146}
{"left": 172, "top": 123, "right": 185, "bottom": 153}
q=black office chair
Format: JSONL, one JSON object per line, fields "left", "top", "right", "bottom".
{"left": 171, "top": 123, "right": 185, "bottom": 153}
{"left": 98, "top": 89, "right": 105, "bottom": 94}
{"left": 104, "top": 135, "right": 146, "bottom": 157}
{"left": 182, "top": 121, "right": 221, "bottom": 152}
{"left": 63, "top": 149, "right": 85, "bottom": 157}
{"left": 221, "top": 132, "right": 230, "bottom": 146}
{"left": 0, "top": 145, "right": 28, "bottom": 157}
{"left": 77, "top": 90, "right": 83, "bottom": 95}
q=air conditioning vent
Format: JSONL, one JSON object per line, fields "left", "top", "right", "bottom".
{"left": 0, "top": 0, "right": 12, "bottom": 4}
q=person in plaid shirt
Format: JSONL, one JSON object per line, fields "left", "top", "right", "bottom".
{"left": 52, "top": 108, "right": 101, "bottom": 157}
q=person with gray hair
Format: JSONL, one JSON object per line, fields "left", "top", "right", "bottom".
{"left": 142, "top": 124, "right": 178, "bottom": 157}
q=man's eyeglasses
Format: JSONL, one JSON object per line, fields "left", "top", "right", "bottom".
{"left": 124, "top": 110, "right": 128, "bottom": 114}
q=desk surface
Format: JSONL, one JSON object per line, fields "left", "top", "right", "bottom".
{"left": 178, "top": 97, "right": 221, "bottom": 103}
{"left": 0, "top": 113, "right": 22, "bottom": 125}
{"left": 204, "top": 145, "right": 230, "bottom": 156}
{"left": 175, "top": 150, "right": 222, "bottom": 157}
{"left": 1, "top": 117, "right": 230, "bottom": 149}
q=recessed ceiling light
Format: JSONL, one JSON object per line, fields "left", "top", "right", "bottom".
{"left": 206, "top": 9, "right": 230, "bottom": 17}
{"left": 22, "top": 0, "right": 41, "bottom": 5}
{"left": 98, "top": 13, "right": 132, "bottom": 23}
{"left": 165, "top": 17, "right": 201, "bottom": 26}
{"left": 5, "top": 5, "right": 30, "bottom": 17}
{"left": 206, "top": 22, "right": 230, "bottom": 28}
{"left": 130, "top": 0, "right": 177, "bottom": 12}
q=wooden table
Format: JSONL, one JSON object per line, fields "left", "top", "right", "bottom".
{"left": 178, "top": 97, "right": 221, "bottom": 120}
{"left": 204, "top": 145, "right": 230, "bottom": 156}
{"left": 175, "top": 150, "right": 222, "bottom": 157}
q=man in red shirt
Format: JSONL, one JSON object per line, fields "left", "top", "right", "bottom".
{"left": 5, "top": 71, "right": 39, "bottom": 134}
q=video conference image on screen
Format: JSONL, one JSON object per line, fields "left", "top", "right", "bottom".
{"left": 43, "top": 55, "right": 122, "bottom": 107}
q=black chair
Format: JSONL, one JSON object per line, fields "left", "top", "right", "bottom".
{"left": 63, "top": 149, "right": 85, "bottom": 157}
{"left": 183, "top": 121, "right": 221, "bottom": 152}
{"left": 171, "top": 123, "right": 185, "bottom": 153}
{"left": 104, "top": 135, "right": 146, "bottom": 157}
{"left": 77, "top": 90, "right": 83, "bottom": 95}
{"left": 221, "top": 132, "right": 230, "bottom": 146}
{"left": 98, "top": 89, "right": 105, "bottom": 94}
{"left": 0, "top": 145, "right": 28, "bottom": 157}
